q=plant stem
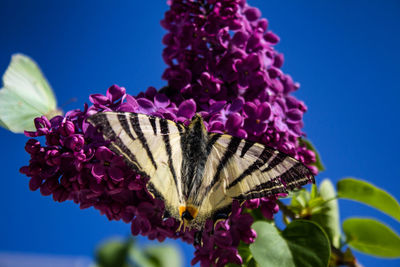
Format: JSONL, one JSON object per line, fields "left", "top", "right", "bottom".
{"left": 276, "top": 199, "right": 296, "bottom": 219}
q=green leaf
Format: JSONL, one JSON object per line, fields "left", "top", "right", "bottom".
{"left": 250, "top": 222, "right": 293, "bottom": 267}
{"left": 129, "top": 246, "right": 155, "bottom": 267}
{"left": 143, "top": 244, "right": 182, "bottom": 267}
{"left": 290, "top": 189, "right": 310, "bottom": 212}
{"left": 308, "top": 197, "right": 326, "bottom": 210}
{"left": 129, "top": 243, "right": 182, "bottom": 267}
{"left": 299, "top": 138, "right": 325, "bottom": 171}
{"left": 282, "top": 220, "right": 331, "bottom": 267}
{"left": 310, "top": 184, "right": 318, "bottom": 199}
{"left": 311, "top": 179, "right": 341, "bottom": 248}
{"left": 95, "top": 238, "right": 131, "bottom": 267}
{"left": 343, "top": 218, "right": 400, "bottom": 258}
{"left": 337, "top": 178, "right": 400, "bottom": 222}
{"left": 250, "top": 220, "right": 330, "bottom": 267}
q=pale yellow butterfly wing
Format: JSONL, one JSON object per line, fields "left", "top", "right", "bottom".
{"left": 87, "top": 112, "right": 185, "bottom": 219}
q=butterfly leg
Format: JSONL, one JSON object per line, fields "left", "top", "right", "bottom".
{"left": 194, "top": 230, "right": 203, "bottom": 246}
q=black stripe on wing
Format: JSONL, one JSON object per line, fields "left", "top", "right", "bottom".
{"left": 226, "top": 145, "right": 276, "bottom": 190}
{"left": 216, "top": 136, "right": 314, "bottom": 200}
{"left": 159, "top": 119, "right": 180, "bottom": 193}
{"left": 279, "top": 162, "right": 315, "bottom": 190}
{"left": 260, "top": 153, "right": 287, "bottom": 173}
{"left": 130, "top": 113, "right": 158, "bottom": 170}
{"left": 235, "top": 164, "right": 314, "bottom": 200}
{"left": 234, "top": 178, "right": 287, "bottom": 200}
{"left": 207, "top": 133, "right": 222, "bottom": 154}
{"left": 207, "top": 136, "right": 241, "bottom": 191}
{"left": 240, "top": 140, "right": 254, "bottom": 158}
{"left": 148, "top": 116, "right": 157, "bottom": 135}
{"left": 117, "top": 113, "right": 136, "bottom": 141}
{"left": 87, "top": 112, "right": 146, "bottom": 176}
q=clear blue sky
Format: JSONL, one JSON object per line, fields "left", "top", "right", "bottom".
{"left": 0, "top": 1, "right": 399, "bottom": 266}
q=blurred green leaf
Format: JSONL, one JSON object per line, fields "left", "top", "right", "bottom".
{"left": 311, "top": 179, "right": 341, "bottom": 248}
{"left": 129, "top": 245, "right": 154, "bottom": 267}
{"left": 96, "top": 238, "right": 182, "bottom": 267}
{"left": 129, "top": 243, "right": 182, "bottom": 267}
{"left": 290, "top": 189, "right": 310, "bottom": 215}
{"left": 95, "top": 238, "right": 131, "bottom": 267}
{"left": 144, "top": 245, "right": 182, "bottom": 267}
{"left": 343, "top": 218, "right": 400, "bottom": 258}
{"left": 308, "top": 197, "right": 326, "bottom": 210}
{"left": 299, "top": 138, "right": 325, "bottom": 171}
{"left": 337, "top": 178, "right": 400, "bottom": 222}
{"left": 290, "top": 188, "right": 326, "bottom": 218}
{"left": 310, "top": 184, "right": 318, "bottom": 199}
{"left": 250, "top": 220, "right": 330, "bottom": 267}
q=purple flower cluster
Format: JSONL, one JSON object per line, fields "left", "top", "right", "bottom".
{"left": 20, "top": 0, "right": 317, "bottom": 266}
{"left": 161, "top": 0, "right": 317, "bottom": 174}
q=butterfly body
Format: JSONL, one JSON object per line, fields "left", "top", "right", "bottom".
{"left": 87, "top": 112, "right": 314, "bottom": 230}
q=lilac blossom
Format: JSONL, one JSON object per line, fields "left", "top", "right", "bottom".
{"left": 20, "top": 0, "right": 318, "bottom": 266}
{"left": 91, "top": 146, "right": 125, "bottom": 183}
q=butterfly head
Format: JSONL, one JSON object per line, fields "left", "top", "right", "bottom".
{"left": 178, "top": 205, "right": 199, "bottom": 231}
{"left": 189, "top": 114, "right": 206, "bottom": 132}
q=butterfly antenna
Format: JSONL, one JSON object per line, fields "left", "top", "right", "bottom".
{"left": 60, "top": 97, "right": 77, "bottom": 109}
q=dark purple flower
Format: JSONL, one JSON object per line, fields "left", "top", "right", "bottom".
{"left": 260, "top": 196, "right": 280, "bottom": 220}
{"left": 176, "top": 99, "right": 196, "bottom": 123}
{"left": 243, "top": 101, "right": 272, "bottom": 136}
{"left": 228, "top": 201, "right": 257, "bottom": 245}
{"left": 235, "top": 53, "right": 265, "bottom": 88}
{"left": 214, "top": 248, "right": 242, "bottom": 267}
{"left": 208, "top": 98, "right": 247, "bottom": 137}
{"left": 91, "top": 146, "right": 125, "bottom": 183}
{"left": 89, "top": 84, "right": 126, "bottom": 110}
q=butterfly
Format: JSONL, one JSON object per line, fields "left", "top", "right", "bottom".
{"left": 0, "top": 54, "right": 60, "bottom": 133}
{"left": 87, "top": 112, "right": 314, "bottom": 230}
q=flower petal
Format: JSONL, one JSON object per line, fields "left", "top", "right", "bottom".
{"left": 258, "top": 102, "right": 272, "bottom": 121}
{"left": 89, "top": 94, "right": 109, "bottom": 105}
{"left": 137, "top": 98, "right": 156, "bottom": 114}
{"left": 91, "top": 164, "right": 106, "bottom": 182}
{"left": 106, "top": 84, "right": 126, "bottom": 103}
{"left": 108, "top": 167, "right": 124, "bottom": 182}
{"left": 243, "top": 102, "right": 258, "bottom": 118}
{"left": 95, "top": 146, "right": 113, "bottom": 161}
{"left": 287, "top": 108, "right": 303, "bottom": 122}
{"left": 154, "top": 93, "right": 170, "bottom": 108}
{"left": 177, "top": 99, "right": 196, "bottom": 119}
